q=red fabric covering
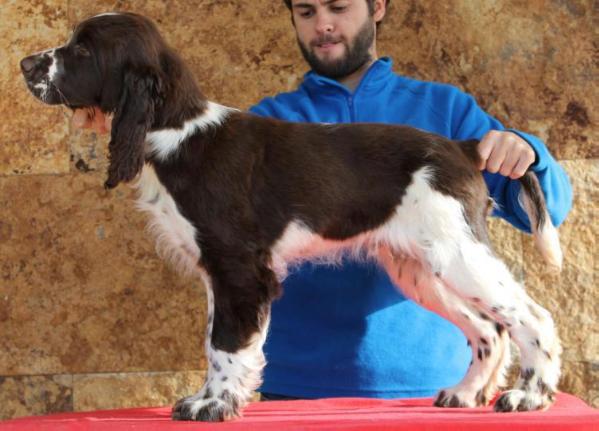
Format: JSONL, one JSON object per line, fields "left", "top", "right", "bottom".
{"left": 2, "top": 393, "right": 598, "bottom": 431}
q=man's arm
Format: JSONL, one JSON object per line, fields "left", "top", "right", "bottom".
{"left": 451, "top": 93, "right": 572, "bottom": 233}
{"left": 249, "top": 95, "right": 304, "bottom": 122}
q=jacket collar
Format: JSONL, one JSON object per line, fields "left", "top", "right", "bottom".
{"left": 301, "top": 57, "right": 394, "bottom": 96}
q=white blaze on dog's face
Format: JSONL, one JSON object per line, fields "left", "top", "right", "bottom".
{"left": 20, "top": 12, "right": 185, "bottom": 189}
{"left": 20, "top": 12, "right": 168, "bottom": 112}
{"left": 20, "top": 30, "right": 101, "bottom": 107}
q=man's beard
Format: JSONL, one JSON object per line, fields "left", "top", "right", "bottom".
{"left": 298, "top": 18, "right": 375, "bottom": 80}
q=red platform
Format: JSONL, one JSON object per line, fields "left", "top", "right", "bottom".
{"left": 1, "top": 393, "right": 598, "bottom": 431}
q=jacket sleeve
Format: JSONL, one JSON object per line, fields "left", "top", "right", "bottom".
{"left": 249, "top": 95, "right": 305, "bottom": 122}
{"left": 249, "top": 97, "right": 278, "bottom": 118}
{"left": 450, "top": 92, "right": 572, "bottom": 233}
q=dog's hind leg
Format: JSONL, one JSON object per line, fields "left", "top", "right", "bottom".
{"left": 481, "top": 324, "right": 512, "bottom": 405}
{"left": 423, "top": 234, "right": 561, "bottom": 412}
{"left": 378, "top": 167, "right": 559, "bottom": 411}
{"left": 172, "top": 254, "right": 278, "bottom": 421}
{"left": 378, "top": 248, "right": 511, "bottom": 407}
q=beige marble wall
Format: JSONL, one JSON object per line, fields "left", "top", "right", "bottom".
{"left": 1, "top": 0, "right": 596, "bottom": 419}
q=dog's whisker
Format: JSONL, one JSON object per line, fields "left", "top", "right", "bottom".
{"left": 53, "top": 83, "right": 71, "bottom": 106}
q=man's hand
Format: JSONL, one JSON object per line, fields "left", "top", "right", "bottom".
{"left": 72, "top": 107, "right": 112, "bottom": 134}
{"left": 477, "top": 130, "right": 536, "bottom": 179}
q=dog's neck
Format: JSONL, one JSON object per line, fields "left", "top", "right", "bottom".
{"left": 142, "top": 51, "right": 239, "bottom": 161}
{"left": 153, "top": 71, "right": 208, "bottom": 130}
{"left": 148, "top": 48, "right": 211, "bottom": 131}
{"left": 145, "top": 100, "right": 235, "bottom": 161}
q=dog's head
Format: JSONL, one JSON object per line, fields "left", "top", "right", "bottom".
{"left": 20, "top": 12, "right": 201, "bottom": 189}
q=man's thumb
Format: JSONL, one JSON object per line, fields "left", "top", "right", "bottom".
{"left": 72, "top": 110, "right": 88, "bottom": 128}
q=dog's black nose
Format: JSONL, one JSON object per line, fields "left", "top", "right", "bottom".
{"left": 20, "top": 55, "right": 38, "bottom": 75}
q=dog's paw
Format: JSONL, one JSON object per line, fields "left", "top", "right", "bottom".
{"left": 493, "top": 389, "right": 554, "bottom": 412}
{"left": 171, "top": 391, "right": 241, "bottom": 421}
{"left": 433, "top": 389, "right": 479, "bottom": 408}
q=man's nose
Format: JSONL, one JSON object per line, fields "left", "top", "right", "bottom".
{"left": 20, "top": 54, "right": 41, "bottom": 77}
{"left": 315, "top": 14, "right": 334, "bottom": 34}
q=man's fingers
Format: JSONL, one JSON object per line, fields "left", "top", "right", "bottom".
{"left": 72, "top": 109, "right": 92, "bottom": 128}
{"left": 92, "top": 110, "right": 105, "bottom": 132}
{"left": 499, "top": 148, "right": 520, "bottom": 177}
{"left": 477, "top": 130, "right": 536, "bottom": 178}
{"left": 104, "top": 113, "right": 113, "bottom": 133}
{"left": 87, "top": 107, "right": 112, "bottom": 134}
{"left": 477, "top": 134, "right": 496, "bottom": 170}
{"left": 71, "top": 107, "right": 112, "bottom": 134}
{"left": 485, "top": 142, "right": 508, "bottom": 174}
{"left": 510, "top": 156, "right": 533, "bottom": 179}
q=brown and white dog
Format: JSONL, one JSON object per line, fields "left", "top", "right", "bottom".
{"left": 21, "top": 12, "right": 563, "bottom": 421}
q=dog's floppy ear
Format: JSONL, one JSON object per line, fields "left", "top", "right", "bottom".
{"left": 104, "top": 65, "right": 162, "bottom": 189}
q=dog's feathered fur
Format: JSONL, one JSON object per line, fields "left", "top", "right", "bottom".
{"left": 21, "top": 12, "right": 563, "bottom": 421}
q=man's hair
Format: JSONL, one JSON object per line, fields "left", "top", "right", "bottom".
{"left": 283, "top": 0, "right": 390, "bottom": 28}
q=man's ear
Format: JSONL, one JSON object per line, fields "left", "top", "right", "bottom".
{"left": 104, "top": 66, "right": 162, "bottom": 189}
{"left": 373, "top": 0, "right": 387, "bottom": 23}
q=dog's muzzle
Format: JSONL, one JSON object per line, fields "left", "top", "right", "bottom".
{"left": 20, "top": 51, "right": 63, "bottom": 105}
{"left": 21, "top": 53, "right": 52, "bottom": 83}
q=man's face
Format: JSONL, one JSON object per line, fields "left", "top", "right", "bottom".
{"left": 291, "top": 0, "right": 378, "bottom": 79}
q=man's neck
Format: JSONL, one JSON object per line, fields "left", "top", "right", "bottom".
{"left": 336, "top": 55, "right": 378, "bottom": 93}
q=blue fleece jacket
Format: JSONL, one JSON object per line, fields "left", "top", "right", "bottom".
{"left": 249, "top": 57, "right": 572, "bottom": 399}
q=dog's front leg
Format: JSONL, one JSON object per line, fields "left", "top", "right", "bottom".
{"left": 172, "top": 263, "right": 276, "bottom": 421}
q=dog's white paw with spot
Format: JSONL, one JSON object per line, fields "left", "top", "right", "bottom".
{"left": 494, "top": 389, "right": 554, "bottom": 412}
{"left": 434, "top": 388, "right": 481, "bottom": 408}
{"left": 172, "top": 389, "right": 241, "bottom": 421}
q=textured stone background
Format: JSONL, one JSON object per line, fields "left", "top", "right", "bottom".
{"left": 1, "top": 0, "right": 597, "bottom": 420}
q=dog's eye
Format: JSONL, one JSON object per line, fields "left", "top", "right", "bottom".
{"left": 74, "top": 44, "right": 90, "bottom": 57}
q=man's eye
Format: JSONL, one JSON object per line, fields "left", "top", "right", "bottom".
{"left": 331, "top": 6, "right": 347, "bottom": 12}
{"left": 298, "top": 9, "right": 314, "bottom": 18}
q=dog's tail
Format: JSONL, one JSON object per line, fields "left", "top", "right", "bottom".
{"left": 518, "top": 172, "right": 563, "bottom": 273}
{"left": 457, "top": 139, "right": 562, "bottom": 272}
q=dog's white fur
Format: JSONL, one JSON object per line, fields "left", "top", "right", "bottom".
{"left": 518, "top": 191, "right": 562, "bottom": 272}
{"left": 134, "top": 165, "right": 201, "bottom": 277}
{"left": 145, "top": 102, "right": 236, "bottom": 160}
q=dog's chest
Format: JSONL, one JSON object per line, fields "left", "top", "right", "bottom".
{"left": 134, "top": 165, "right": 201, "bottom": 275}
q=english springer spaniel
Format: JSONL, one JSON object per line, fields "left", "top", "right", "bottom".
{"left": 21, "top": 12, "right": 563, "bottom": 421}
